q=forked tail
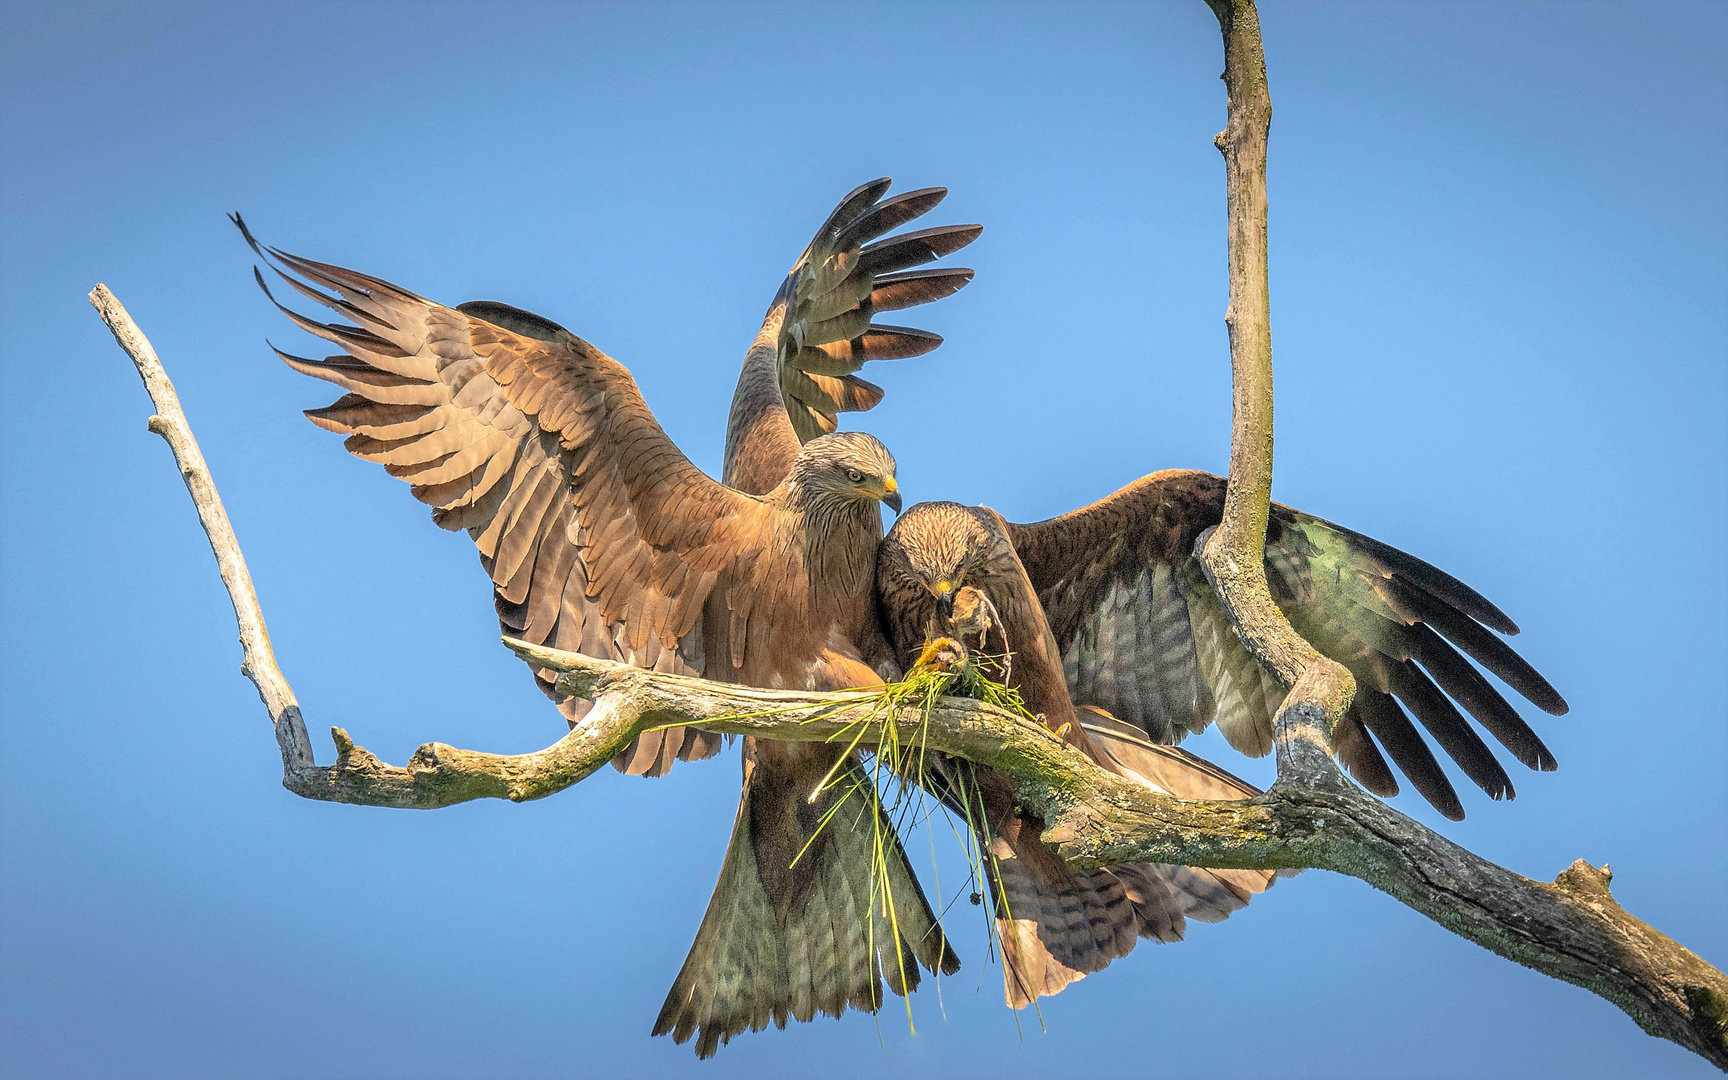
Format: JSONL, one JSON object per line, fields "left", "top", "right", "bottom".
{"left": 653, "top": 743, "right": 958, "bottom": 1058}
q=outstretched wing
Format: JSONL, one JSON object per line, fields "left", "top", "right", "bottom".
{"left": 1008, "top": 471, "right": 1568, "bottom": 820}
{"left": 724, "top": 178, "right": 979, "bottom": 494}
{"left": 236, "top": 216, "right": 770, "bottom": 776}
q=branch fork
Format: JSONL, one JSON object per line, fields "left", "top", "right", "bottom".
{"left": 87, "top": 10, "right": 1728, "bottom": 1060}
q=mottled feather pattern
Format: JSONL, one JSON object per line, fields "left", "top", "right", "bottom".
{"left": 246, "top": 182, "right": 993, "bottom": 1059}
{"left": 242, "top": 163, "right": 1572, "bottom": 1058}
{"left": 722, "top": 179, "right": 978, "bottom": 491}
{"left": 879, "top": 506, "right": 1278, "bottom": 1008}
{"left": 655, "top": 753, "right": 957, "bottom": 1058}
{"left": 241, "top": 219, "right": 770, "bottom": 774}
{"left": 1008, "top": 470, "right": 1567, "bottom": 819}
{"left": 915, "top": 726, "right": 1276, "bottom": 1009}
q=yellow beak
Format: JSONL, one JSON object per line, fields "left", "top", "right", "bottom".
{"left": 881, "top": 476, "right": 902, "bottom": 514}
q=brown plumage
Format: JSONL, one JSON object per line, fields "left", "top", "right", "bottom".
{"left": 724, "top": 176, "right": 978, "bottom": 497}
{"left": 654, "top": 179, "right": 977, "bottom": 1055}
{"left": 236, "top": 180, "right": 980, "bottom": 1060}
{"left": 879, "top": 474, "right": 1567, "bottom": 828}
{"left": 877, "top": 502, "right": 1277, "bottom": 1007}
{"left": 704, "top": 186, "right": 1282, "bottom": 1012}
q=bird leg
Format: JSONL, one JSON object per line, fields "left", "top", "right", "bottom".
{"left": 910, "top": 635, "right": 970, "bottom": 674}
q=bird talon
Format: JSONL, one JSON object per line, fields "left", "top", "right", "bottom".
{"left": 912, "top": 636, "right": 968, "bottom": 673}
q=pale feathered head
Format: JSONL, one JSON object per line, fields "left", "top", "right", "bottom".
{"left": 878, "top": 501, "right": 1010, "bottom": 657}
{"left": 787, "top": 431, "right": 901, "bottom": 513}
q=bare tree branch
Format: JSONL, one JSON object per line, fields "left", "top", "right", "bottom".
{"left": 89, "top": 284, "right": 319, "bottom": 783}
{"left": 92, "top": 178, "right": 1728, "bottom": 1075}
{"left": 1197, "top": 0, "right": 1356, "bottom": 786}
{"left": 1177, "top": 1, "right": 1725, "bottom": 1065}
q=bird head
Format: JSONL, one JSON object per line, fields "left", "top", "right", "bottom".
{"left": 790, "top": 432, "right": 901, "bottom": 513}
{"left": 879, "top": 502, "right": 1004, "bottom": 656}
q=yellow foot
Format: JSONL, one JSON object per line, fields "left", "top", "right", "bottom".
{"left": 912, "top": 636, "right": 968, "bottom": 673}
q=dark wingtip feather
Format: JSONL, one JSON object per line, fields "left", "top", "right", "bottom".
{"left": 1360, "top": 531, "right": 1522, "bottom": 636}
{"left": 1356, "top": 689, "right": 1467, "bottom": 820}
{"left": 455, "top": 300, "right": 571, "bottom": 343}
{"left": 1390, "top": 659, "right": 1515, "bottom": 801}
{"left": 834, "top": 186, "right": 951, "bottom": 250}
{"left": 231, "top": 211, "right": 265, "bottom": 257}
{"left": 1406, "top": 624, "right": 1559, "bottom": 771}
{"left": 1334, "top": 709, "right": 1399, "bottom": 798}
{"left": 1391, "top": 579, "right": 1568, "bottom": 716}
{"left": 815, "top": 178, "right": 895, "bottom": 245}
{"left": 869, "top": 267, "right": 974, "bottom": 312}
{"left": 1297, "top": 512, "right": 1523, "bottom": 635}
{"left": 304, "top": 405, "right": 353, "bottom": 434}
{"left": 232, "top": 213, "right": 333, "bottom": 305}
{"left": 860, "top": 324, "right": 943, "bottom": 360}
{"left": 849, "top": 177, "right": 894, "bottom": 203}
{"left": 263, "top": 340, "right": 308, "bottom": 365}
{"left": 247, "top": 237, "right": 329, "bottom": 314}
{"left": 857, "top": 224, "right": 984, "bottom": 275}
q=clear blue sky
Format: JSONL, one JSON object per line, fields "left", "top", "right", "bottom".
{"left": 2, "top": 2, "right": 1723, "bottom": 1077}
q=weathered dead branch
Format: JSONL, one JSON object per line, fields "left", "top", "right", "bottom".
{"left": 91, "top": 66, "right": 1727, "bottom": 1064}
{"left": 1176, "top": 1, "right": 1724, "bottom": 1065}
{"left": 1196, "top": 0, "right": 1357, "bottom": 786}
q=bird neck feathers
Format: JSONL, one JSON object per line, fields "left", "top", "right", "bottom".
{"left": 765, "top": 482, "right": 881, "bottom": 600}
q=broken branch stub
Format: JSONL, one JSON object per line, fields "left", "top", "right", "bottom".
{"left": 92, "top": 173, "right": 1727, "bottom": 1077}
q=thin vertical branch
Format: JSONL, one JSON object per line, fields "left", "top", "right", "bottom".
{"left": 95, "top": 282, "right": 1728, "bottom": 1067}
{"left": 1195, "top": 0, "right": 1356, "bottom": 784}
{"left": 89, "top": 284, "right": 319, "bottom": 776}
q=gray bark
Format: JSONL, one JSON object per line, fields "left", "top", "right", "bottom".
{"left": 90, "top": 46, "right": 1728, "bottom": 1058}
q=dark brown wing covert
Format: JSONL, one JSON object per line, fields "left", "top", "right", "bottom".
{"left": 1008, "top": 470, "right": 1567, "bottom": 820}
{"left": 237, "top": 216, "right": 769, "bottom": 775}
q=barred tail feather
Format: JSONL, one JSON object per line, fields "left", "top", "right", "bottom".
{"left": 653, "top": 748, "right": 956, "bottom": 1058}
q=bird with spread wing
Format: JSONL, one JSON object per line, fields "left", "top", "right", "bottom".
{"left": 709, "top": 182, "right": 1565, "bottom": 1011}
{"left": 871, "top": 471, "right": 1568, "bottom": 1007}
{"left": 878, "top": 480, "right": 1567, "bottom": 822}
{"left": 715, "top": 187, "right": 1287, "bottom": 1012}
{"left": 236, "top": 180, "right": 984, "bottom": 1058}
{"left": 876, "top": 504, "right": 1281, "bottom": 1008}
{"left": 241, "top": 176, "right": 1567, "bottom": 1052}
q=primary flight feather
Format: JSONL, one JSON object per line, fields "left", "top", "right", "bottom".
{"left": 237, "top": 179, "right": 983, "bottom": 1058}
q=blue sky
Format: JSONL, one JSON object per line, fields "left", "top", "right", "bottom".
{"left": 2, "top": 2, "right": 1723, "bottom": 1077}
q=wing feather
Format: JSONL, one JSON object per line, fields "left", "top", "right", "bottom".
{"left": 722, "top": 180, "right": 979, "bottom": 494}
{"left": 1009, "top": 470, "right": 1565, "bottom": 818}
{"left": 238, "top": 214, "right": 765, "bottom": 774}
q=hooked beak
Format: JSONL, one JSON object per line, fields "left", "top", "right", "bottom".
{"left": 932, "top": 579, "right": 954, "bottom": 618}
{"left": 881, "top": 476, "right": 901, "bottom": 515}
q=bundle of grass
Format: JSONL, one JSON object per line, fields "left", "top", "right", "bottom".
{"left": 699, "top": 638, "right": 1043, "bottom": 1034}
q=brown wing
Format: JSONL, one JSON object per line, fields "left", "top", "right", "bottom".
{"left": 1008, "top": 470, "right": 1568, "bottom": 820}
{"left": 876, "top": 502, "right": 1276, "bottom": 1004}
{"left": 236, "top": 216, "right": 770, "bottom": 775}
{"left": 925, "top": 731, "right": 1275, "bottom": 1009}
{"left": 724, "top": 178, "right": 979, "bottom": 494}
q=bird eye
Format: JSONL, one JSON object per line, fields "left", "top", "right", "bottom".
{"left": 845, "top": 468, "right": 864, "bottom": 483}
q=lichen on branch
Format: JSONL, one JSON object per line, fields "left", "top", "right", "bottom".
{"left": 90, "top": 53, "right": 1728, "bottom": 1059}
